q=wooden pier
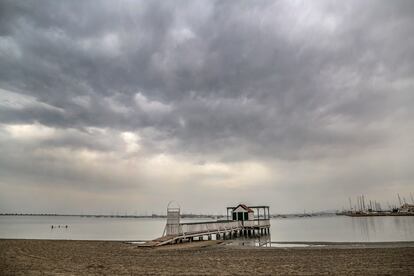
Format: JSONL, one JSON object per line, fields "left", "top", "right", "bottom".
{"left": 141, "top": 203, "right": 271, "bottom": 247}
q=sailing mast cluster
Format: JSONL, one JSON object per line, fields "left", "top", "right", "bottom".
{"left": 342, "top": 193, "right": 414, "bottom": 216}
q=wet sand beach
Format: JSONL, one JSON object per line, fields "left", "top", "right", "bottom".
{"left": 1, "top": 239, "right": 413, "bottom": 275}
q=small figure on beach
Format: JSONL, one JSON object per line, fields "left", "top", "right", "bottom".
{"left": 51, "top": 225, "right": 54, "bottom": 229}
{"left": 65, "top": 225, "right": 68, "bottom": 228}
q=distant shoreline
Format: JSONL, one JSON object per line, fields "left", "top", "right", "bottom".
{"left": 0, "top": 212, "right": 340, "bottom": 219}
{"left": 0, "top": 213, "right": 169, "bottom": 218}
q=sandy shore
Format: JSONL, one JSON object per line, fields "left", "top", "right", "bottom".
{"left": 1, "top": 239, "right": 414, "bottom": 275}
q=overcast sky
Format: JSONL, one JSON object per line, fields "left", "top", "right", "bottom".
{"left": 1, "top": 0, "right": 413, "bottom": 214}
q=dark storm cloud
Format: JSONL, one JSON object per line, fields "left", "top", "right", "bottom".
{"left": 1, "top": 0, "right": 414, "bottom": 212}
{"left": 1, "top": 0, "right": 412, "bottom": 160}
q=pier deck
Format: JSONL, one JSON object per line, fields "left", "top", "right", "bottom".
{"left": 141, "top": 219, "right": 271, "bottom": 247}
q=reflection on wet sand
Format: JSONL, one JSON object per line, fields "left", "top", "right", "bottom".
{"left": 227, "top": 232, "right": 272, "bottom": 247}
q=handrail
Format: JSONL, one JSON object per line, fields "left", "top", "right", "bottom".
{"left": 166, "top": 219, "right": 271, "bottom": 236}
{"left": 180, "top": 220, "right": 234, "bottom": 225}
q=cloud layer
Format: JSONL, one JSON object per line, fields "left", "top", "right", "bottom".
{"left": 1, "top": 0, "right": 413, "bottom": 214}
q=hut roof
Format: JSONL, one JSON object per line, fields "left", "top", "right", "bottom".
{"left": 234, "top": 204, "right": 254, "bottom": 212}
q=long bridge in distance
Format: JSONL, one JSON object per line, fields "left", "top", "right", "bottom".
{"left": 143, "top": 203, "right": 271, "bottom": 247}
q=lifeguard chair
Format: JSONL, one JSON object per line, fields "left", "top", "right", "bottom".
{"left": 163, "top": 201, "right": 181, "bottom": 236}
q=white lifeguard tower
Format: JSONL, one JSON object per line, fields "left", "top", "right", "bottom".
{"left": 164, "top": 201, "right": 181, "bottom": 236}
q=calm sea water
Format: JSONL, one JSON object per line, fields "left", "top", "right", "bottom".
{"left": 0, "top": 215, "right": 413, "bottom": 242}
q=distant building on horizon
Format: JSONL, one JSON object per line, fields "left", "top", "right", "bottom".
{"left": 399, "top": 203, "right": 414, "bottom": 213}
